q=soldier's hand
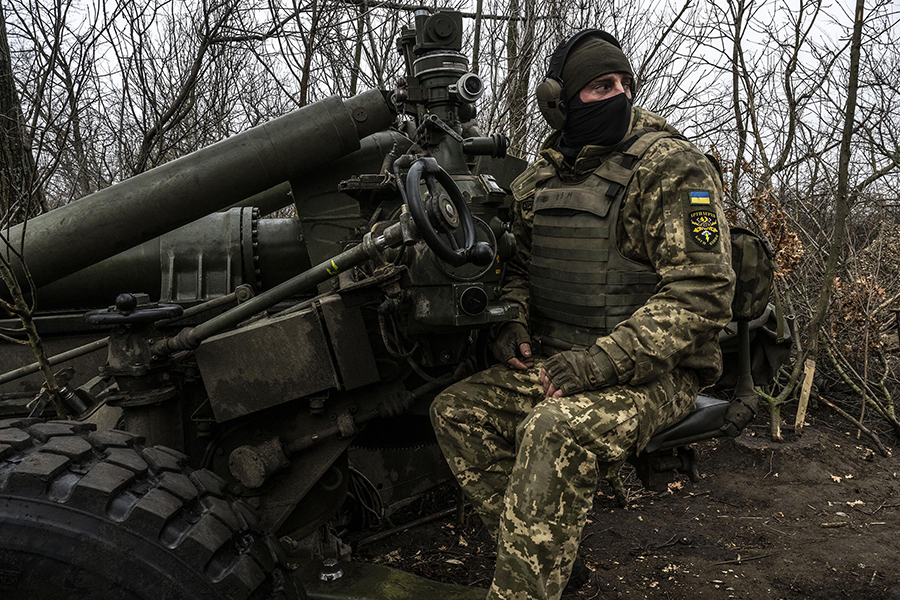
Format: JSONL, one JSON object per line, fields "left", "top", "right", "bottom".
{"left": 540, "top": 350, "right": 605, "bottom": 397}
{"left": 490, "top": 323, "right": 533, "bottom": 370}
{"left": 539, "top": 368, "right": 564, "bottom": 398}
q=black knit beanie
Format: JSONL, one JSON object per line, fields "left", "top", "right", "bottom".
{"left": 561, "top": 36, "right": 633, "bottom": 102}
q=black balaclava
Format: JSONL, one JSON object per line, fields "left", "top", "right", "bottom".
{"left": 558, "top": 93, "right": 633, "bottom": 160}
{"left": 556, "top": 36, "right": 634, "bottom": 161}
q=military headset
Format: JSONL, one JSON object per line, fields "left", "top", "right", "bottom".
{"left": 536, "top": 29, "right": 635, "bottom": 130}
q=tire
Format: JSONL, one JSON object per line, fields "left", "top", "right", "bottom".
{"left": 0, "top": 418, "right": 303, "bottom": 600}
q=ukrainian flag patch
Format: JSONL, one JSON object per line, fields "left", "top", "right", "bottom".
{"left": 689, "top": 190, "right": 711, "bottom": 205}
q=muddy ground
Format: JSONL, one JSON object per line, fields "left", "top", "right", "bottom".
{"left": 352, "top": 405, "right": 900, "bottom": 599}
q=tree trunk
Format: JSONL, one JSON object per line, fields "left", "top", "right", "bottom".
{"left": 0, "top": 4, "right": 44, "bottom": 224}
{"left": 298, "top": 0, "right": 322, "bottom": 107}
{"left": 349, "top": 4, "right": 364, "bottom": 96}
{"left": 505, "top": 0, "right": 533, "bottom": 153}
{"left": 0, "top": 4, "right": 65, "bottom": 419}
{"left": 804, "top": 0, "right": 865, "bottom": 361}
{"left": 472, "top": 0, "right": 484, "bottom": 74}
{"left": 769, "top": 403, "right": 783, "bottom": 442}
{"left": 730, "top": 0, "right": 747, "bottom": 201}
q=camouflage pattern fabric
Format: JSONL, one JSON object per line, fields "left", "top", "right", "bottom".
{"left": 431, "top": 360, "right": 698, "bottom": 600}
{"left": 505, "top": 106, "right": 736, "bottom": 387}
{"left": 729, "top": 227, "right": 775, "bottom": 322}
{"left": 432, "top": 105, "right": 734, "bottom": 600}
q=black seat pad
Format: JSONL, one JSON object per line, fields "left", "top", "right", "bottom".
{"left": 642, "top": 395, "right": 730, "bottom": 454}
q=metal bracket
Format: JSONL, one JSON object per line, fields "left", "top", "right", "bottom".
{"left": 422, "top": 113, "right": 464, "bottom": 143}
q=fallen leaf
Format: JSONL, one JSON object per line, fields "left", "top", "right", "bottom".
{"left": 830, "top": 475, "right": 842, "bottom": 483}
{"left": 445, "top": 559, "right": 463, "bottom": 565}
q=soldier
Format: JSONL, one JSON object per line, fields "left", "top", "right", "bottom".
{"left": 430, "top": 29, "right": 736, "bottom": 600}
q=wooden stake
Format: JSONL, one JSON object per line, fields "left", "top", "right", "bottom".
{"left": 795, "top": 358, "right": 815, "bottom": 435}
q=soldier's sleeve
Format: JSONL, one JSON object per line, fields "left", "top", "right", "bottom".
{"left": 499, "top": 161, "right": 541, "bottom": 328}
{"left": 594, "top": 140, "right": 736, "bottom": 385}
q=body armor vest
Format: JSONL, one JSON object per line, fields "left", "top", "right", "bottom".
{"left": 529, "top": 130, "right": 676, "bottom": 352}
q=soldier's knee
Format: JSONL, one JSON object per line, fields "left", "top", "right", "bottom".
{"left": 429, "top": 382, "right": 469, "bottom": 429}
{"left": 517, "top": 402, "right": 572, "bottom": 447}
{"left": 429, "top": 389, "right": 453, "bottom": 429}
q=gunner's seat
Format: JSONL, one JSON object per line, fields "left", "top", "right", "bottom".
{"left": 608, "top": 227, "right": 782, "bottom": 504}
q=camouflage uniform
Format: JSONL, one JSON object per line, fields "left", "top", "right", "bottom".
{"left": 431, "top": 106, "right": 735, "bottom": 600}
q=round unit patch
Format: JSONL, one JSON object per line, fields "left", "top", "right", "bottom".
{"left": 689, "top": 209, "right": 720, "bottom": 249}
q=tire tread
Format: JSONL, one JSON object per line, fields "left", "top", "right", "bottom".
{"left": 0, "top": 422, "right": 298, "bottom": 600}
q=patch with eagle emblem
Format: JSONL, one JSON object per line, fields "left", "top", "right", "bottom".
{"left": 688, "top": 209, "right": 720, "bottom": 251}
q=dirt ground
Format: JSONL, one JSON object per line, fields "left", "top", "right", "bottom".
{"left": 352, "top": 405, "right": 900, "bottom": 599}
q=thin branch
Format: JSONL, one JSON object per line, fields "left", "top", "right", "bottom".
{"left": 821, "top": 398, "right": 889, "bottom": 457}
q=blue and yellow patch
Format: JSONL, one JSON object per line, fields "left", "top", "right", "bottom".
{"left": 689, "top": 190, "right": 711, "bottom": 205}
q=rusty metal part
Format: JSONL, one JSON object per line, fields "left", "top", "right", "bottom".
{"left": 283, "top": 393, "right": 414, "bottom": 456}
{"left": 226, "top": 385, "right": 415, "bottom": 491}
{"left": 229, "top": 436, "right": 291, "bottom": 489}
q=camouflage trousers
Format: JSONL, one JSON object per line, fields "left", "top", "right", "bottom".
{"left": 430, "top": 360, "right": 697, "bottom": 600}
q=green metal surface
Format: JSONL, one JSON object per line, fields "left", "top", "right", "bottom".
{"left": 5, "top": 90, "right": 392, "bottom": 292}
{"left": 230, "top": 181, "right": 294, "bottom": 216}
{"left": 34, "top": 209, "right": 310, "bottom": 309}
{"left": 297, "top": 561, "right": 486, "bottom": 600}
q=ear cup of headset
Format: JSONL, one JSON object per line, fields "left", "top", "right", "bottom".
{"left": 628, "top": 75, "right": 639, "bottom": 98}
{"left": 536, "top": 78, "right": 567, "bottom": 130}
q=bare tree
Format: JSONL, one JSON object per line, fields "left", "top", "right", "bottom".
{"left": 0, "top": 3, "right": 67, "bottom": 418}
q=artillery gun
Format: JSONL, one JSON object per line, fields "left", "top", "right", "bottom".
{"left": 0, "top": 9, "right": 522, "bottom": 598}
{"left": 0, "top": 8, "right": 777, "bottom": 599}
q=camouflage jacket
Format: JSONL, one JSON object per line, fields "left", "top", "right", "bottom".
{"left": 504, "top": 106, "right": 736, "bottom": 386}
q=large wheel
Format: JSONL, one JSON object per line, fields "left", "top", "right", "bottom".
{"left": 0, "top": 418, "right": 302, "bottom": 600}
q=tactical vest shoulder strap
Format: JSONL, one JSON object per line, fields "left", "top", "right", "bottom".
{"left": 592, "top": 129, "right": 682, "bottom": 199}
{"left": 510, "top": 159, "right": 557, "bottom": 201}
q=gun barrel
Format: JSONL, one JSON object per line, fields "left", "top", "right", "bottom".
{"left": 33, "top": 209, "right": 310, "bottom": 309}
{"left": 5, "top": 90, "right": 392, "bottom": 290}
